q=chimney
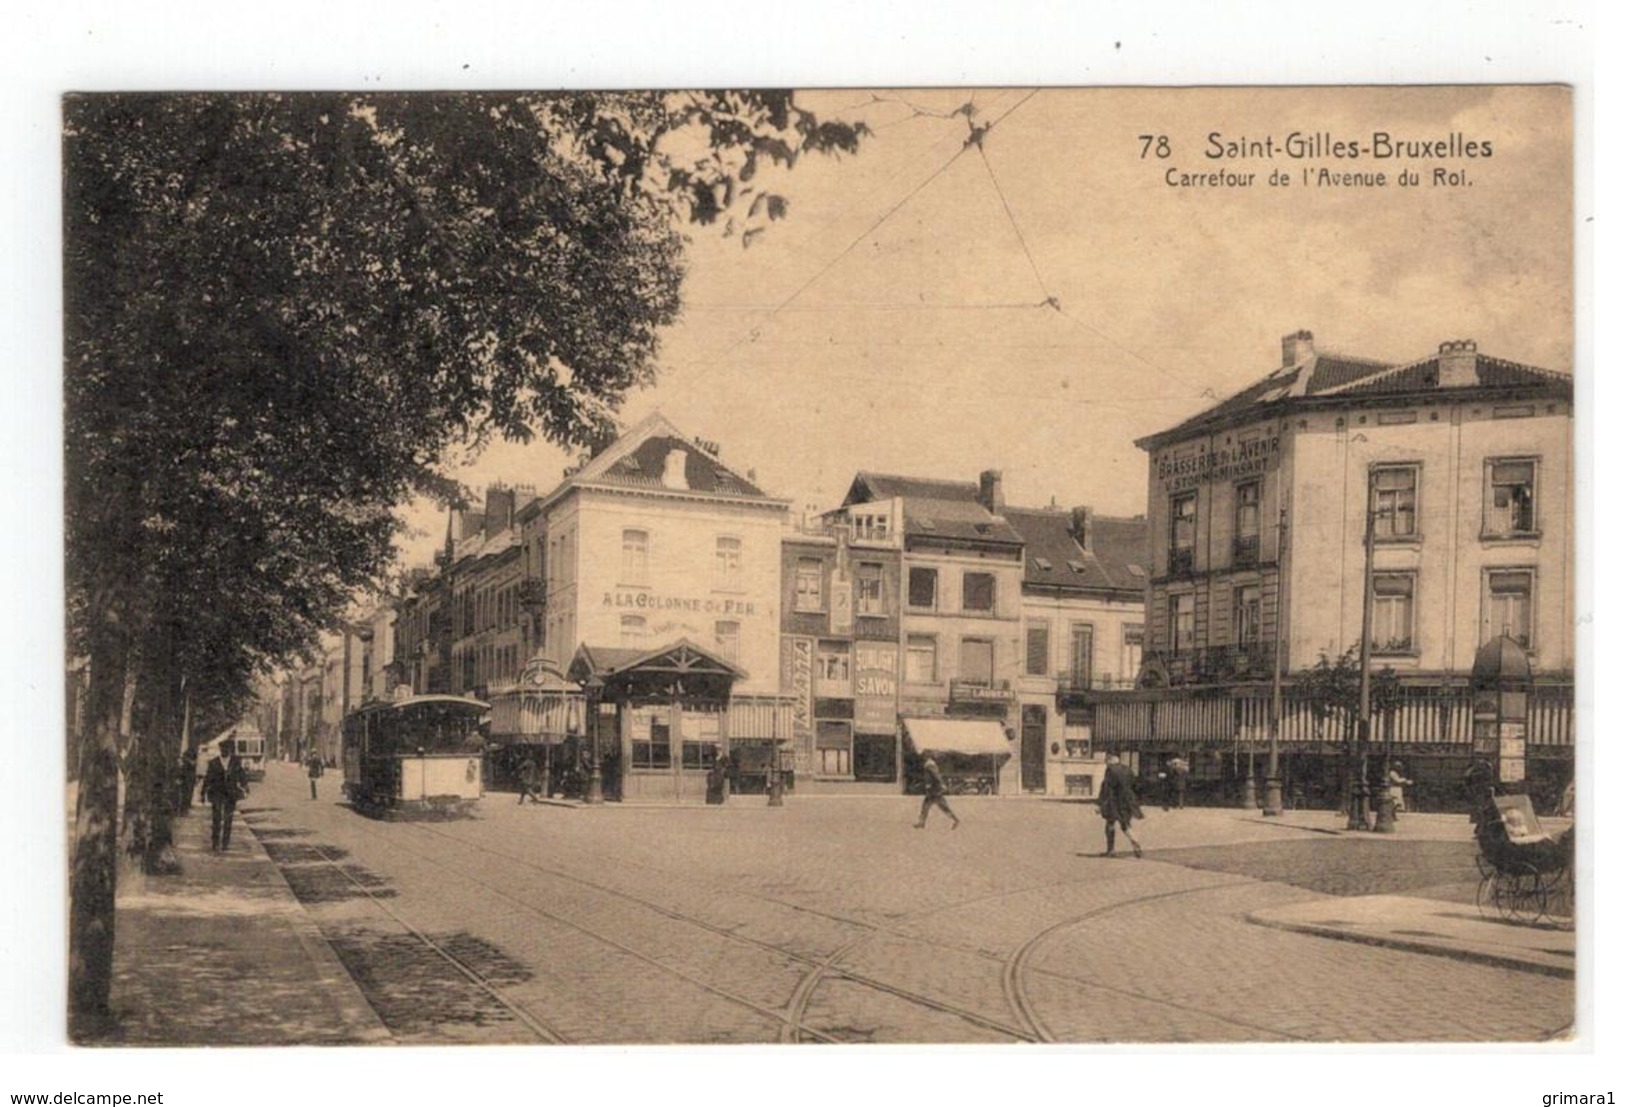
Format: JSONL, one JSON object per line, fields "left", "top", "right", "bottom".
{"left": 662, "top": 447, "right": 690, "bottom": 490}
{"left": 484, "top": 485, "right": 516, "bottom": 532}
{"left": 977, "top": 469, "right": 1005, "bottom": 514}
{"left": 1069, "top": 506, "right": 1094, "bottom": 552}
{"left": 1437, "top": 339, "right": 1479, "bottom": 388}
{"left": 1281, "top": 329, "right": 1315, "bottom": 369}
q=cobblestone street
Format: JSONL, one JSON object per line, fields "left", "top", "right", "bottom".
{"left": 242, "top": 763, "right": 1574, "bottom": 1044}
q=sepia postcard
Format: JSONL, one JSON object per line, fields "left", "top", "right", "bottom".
{"left": 54, "top": 83, "right": 1582, "bottom": 1062}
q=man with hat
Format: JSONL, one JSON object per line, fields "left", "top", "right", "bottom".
{"left": 201, "top": 739, "right": 250, "bottom": 851}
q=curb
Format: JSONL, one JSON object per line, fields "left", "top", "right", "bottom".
{"left": 1245, "top": 911, "right": 1575, "bottom": 979}
{"left": 241, "top": 819, "right": 394, "bottom": 1044}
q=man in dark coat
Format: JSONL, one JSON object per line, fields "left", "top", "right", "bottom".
{"left": 201, "top": 739, "right": 249, "bottom": 851}
{"left": 306, "top": 750, "right": 325, "bottom": 800}
{"left": 516, "top": 755, "right": 542, "bottom": 804}
{"left": 1097, "top": 754, "right": 1143, "bottom": 858}
{"left": 914, "top": 756, "right": 960, "bottom": 830}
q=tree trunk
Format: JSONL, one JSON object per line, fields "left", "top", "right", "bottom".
{"left": 68, "top": 627, "right": 128, "bottom": 1040}
{"left": 123, "top": 639, "right": 183, "bottom": 875}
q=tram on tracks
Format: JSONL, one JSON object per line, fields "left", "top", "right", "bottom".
{"left": 341, "top": 695, "right": 489, "bottom": 817}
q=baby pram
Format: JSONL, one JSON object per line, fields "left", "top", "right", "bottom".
{"left": 1472, "top": 791, "right": 1574, "bottom": 927}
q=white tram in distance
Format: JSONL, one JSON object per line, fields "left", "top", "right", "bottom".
{"left": 341, "top": 695, "right": 488, "bottom": 817}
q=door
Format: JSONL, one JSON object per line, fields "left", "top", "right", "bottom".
{"left": 1021, "top": 704, "right": 1048, "bottom": 793}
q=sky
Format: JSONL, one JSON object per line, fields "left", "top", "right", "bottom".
{"left": 396, "top": 84, "right": 1574, "bottom": 566}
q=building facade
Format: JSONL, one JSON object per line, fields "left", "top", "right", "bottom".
{"left": 1091, "top": 331, "right": 1575, "bottom": 810}
{"left": 779, "top": 500, "right": 905, "bottom": 791}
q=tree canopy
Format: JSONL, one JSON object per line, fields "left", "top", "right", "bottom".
{"left": 62, "top": 90, "right": 866, "bottom": 1033}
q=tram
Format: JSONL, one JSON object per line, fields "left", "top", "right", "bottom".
{"left": 341, "top": 695, "right": 489, "bottom": 817}
{"left": 197, "top": 722, "right": 267, "bottom": 781}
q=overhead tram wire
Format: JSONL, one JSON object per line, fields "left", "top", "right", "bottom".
{"left": 677, "top": 89, "right": 1043, "bottom": 393}
{"left": 971, "top": 127, "right": 1219, "bottom": 406}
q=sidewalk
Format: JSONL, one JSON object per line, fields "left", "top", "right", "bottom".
{"left": 1249, "top": 895, "right": 1575, "bottom": 978}
{"left": 97, "top": 798, "right": 389, "bottom": 1045}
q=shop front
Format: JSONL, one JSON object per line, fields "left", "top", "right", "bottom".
{"left": 568, "top": 639, "right": 794, "bottom": 803}
{"left": 900, "top": 715, "right": 1014, "bottom": 795}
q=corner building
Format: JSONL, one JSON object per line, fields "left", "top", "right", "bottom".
{"left": 1094, "top": 331, "right": 1575, "bottom": 810}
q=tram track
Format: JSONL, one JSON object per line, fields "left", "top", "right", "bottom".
{"left": 299, "top": 839, "right": 570, "bottom": 1044}
{"left": 403, "top": 818, "right": 1308, "bottom": 1044}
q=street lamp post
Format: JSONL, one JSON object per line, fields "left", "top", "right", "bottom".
{"left": 1263, "top": 509, "right": 1287, "bottom": 816}
{"left": 1347, "top": 482, "right": 1376, "bottom": 832}
{"left": 584, "top": 676, "right": 605, "bottom": 805}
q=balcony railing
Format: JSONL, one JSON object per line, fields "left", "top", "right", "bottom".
{"left": 1168, "top": 547, "right": 1194, "bottom": 576}
{"left": 516, "top": 578, "right": 547, "bottom": 611}
{"left": 1145, "top": 643, "right": 1277, "bottom": 686}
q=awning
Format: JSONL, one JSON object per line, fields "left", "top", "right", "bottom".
{"left": 902, "top": 717, "right": 1012, "bottom": 757}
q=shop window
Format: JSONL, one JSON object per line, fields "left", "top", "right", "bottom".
{"left": 908, "top": 567, "right": 938, "bottom": 610}
{"left": 816, "top": 640, "right": 852, "bottom": 695}
{"left": 962, "top": 571, "right": 996, "bottom": 613}
{"left": 632, "top": 718, "right": 672, "bottom": 770}
{"left": 1025, "top": 621, "right": 1050, "bottom": 677}
{"left": 1371, "top": 465, "right": 1419, "bottom": 539}
{"left": 1170, "top": 593, "right": 1195, "bottom": 654}
{"left": 1170, "top": 492, "right": 1197, "bottom": 574}
{"left": 1485, "top": 569, "right": 1534, "bottom": 650}
{"left": 855, "top": 561, "right": 885, "bottom": 616}
{"left": 905, "top": 634, "right": 938, "bottom": 683}
{"left": 1486, "top": 459, "right": 1537, "bottom": 536}
{"left": 715, "top": 536, "right": 742, "bottom": 591}
{"left": 959, "top": 637, "right": 995, "bottom": 686}
{"left": 680, "top": 741, "right": 719, "bottom": 770}
{"left": 715, "top": 620, "right": 740, "bottom": 663}
{"left": 794, "top": 558, "right": 825, "bottom": 612}
{"left": 1372, "top": 573, "right": 1416, "bottom": 653}
{"left": 816, "top": 720, "right": 852, "bottom": 776}
{"left": 1234, "top": 584, "right": 1262, "bottom": 646}
{"left": 621, "top": 529, "right": 649, "bottom": 584}
{"left": 1068, "top": 624, "right": 1094, "bottom": 688}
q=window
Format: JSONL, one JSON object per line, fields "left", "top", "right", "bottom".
{"left": 1121, "top": 624, "right": 1145, "bottom": 688}
{"left": 715, "top": 620, "right": 740, "bottom": 663}
{"left": 816, "top": 640, "right": 852, "bottom": 694}
{"left": 681, "top": 740, "right": 719, "bottom": 770}
{"left": 1234, "top": 584, "right": 1262, "bottom": 646}
{"left": 1170, "top": 492, "right": 1197, "bottom": 572}
{"left": 1371, "top": 466, "right": 1418, "bottom": 539}
{"left": 680, "top": 711, "right": 720, "bottom": 770}
{"left": 1485, "top": 569, "right": 1534, "bottom": 650}
{"left": 619, "top": 615, "right": 648, "bottom": 647}
{"left": 1170, "top": 593, "right": 1195, "bottom": 653}
{"left": 621, "top": 529, "right": 648, "bottom": 584}
{"left": 1068, "top": 624, "right": 1094, "bottom": 688}
{"left": 1025, "top": 622, "right": 1050, "bottom": 677}
{"left": 1372, "top": 573, "right": 1416, "bottom": 653}
{"left": 1486, "top": 460, "right": 1537, "bottom": 535}
{"left": 794, "top": 558, "right": 825, "bottom": 612}
{"left": 715, "top": 536, "right": 742, "bottom": 591}
{"left": 908, "top": 567, "right": 938, "bottom": 609}
{"left": 632, "top": 718, "right": 672, "bottom": 770}
{"left": 1234, "top": 481, "right": 1261, "bottom": 566}
{"left": 959, "top": 638, "right": 994, "bottom": 686}
{"left": 816, "top": 720, "right": 852, "bottom": 776}
{"left": 854, "top": 562, "right": 885, "bottom": 616}
{"left": 962, "top": 571, "right": 996, "bottom": 613}
{"left": 905, "top": 635, "right": 938, "bottom": 683}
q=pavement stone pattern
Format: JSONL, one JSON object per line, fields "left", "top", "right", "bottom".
{"left": 224, "top": 763, "right": 1574, "bottom": 1044}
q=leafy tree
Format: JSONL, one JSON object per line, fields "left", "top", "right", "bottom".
{"left": 63, "top": 90, "right": 866, "bottom": 1036}
{"left": 1294, "top": 646, "right": 1401, "bottom": 744}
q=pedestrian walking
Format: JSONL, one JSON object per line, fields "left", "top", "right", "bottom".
{"left": 1386, "top": 760, "right": 1412, "bottom": 814}
{"left": 201, "top": 739, "right": 249, "bottom": 851}
{"left": 1169, "top": 756, "right": 1190, "bottom": 809}
{"left": 1096, "top": 754, "right": 1143, "bottom": 858}
{"left": 914, "top": 756, "right": 960, "bottom": 830}
{"left": 517, "top": 755, "right": 543, "bottom": 804}
{"left": 306, "top": 750, "right": 324, "bottom": 800}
